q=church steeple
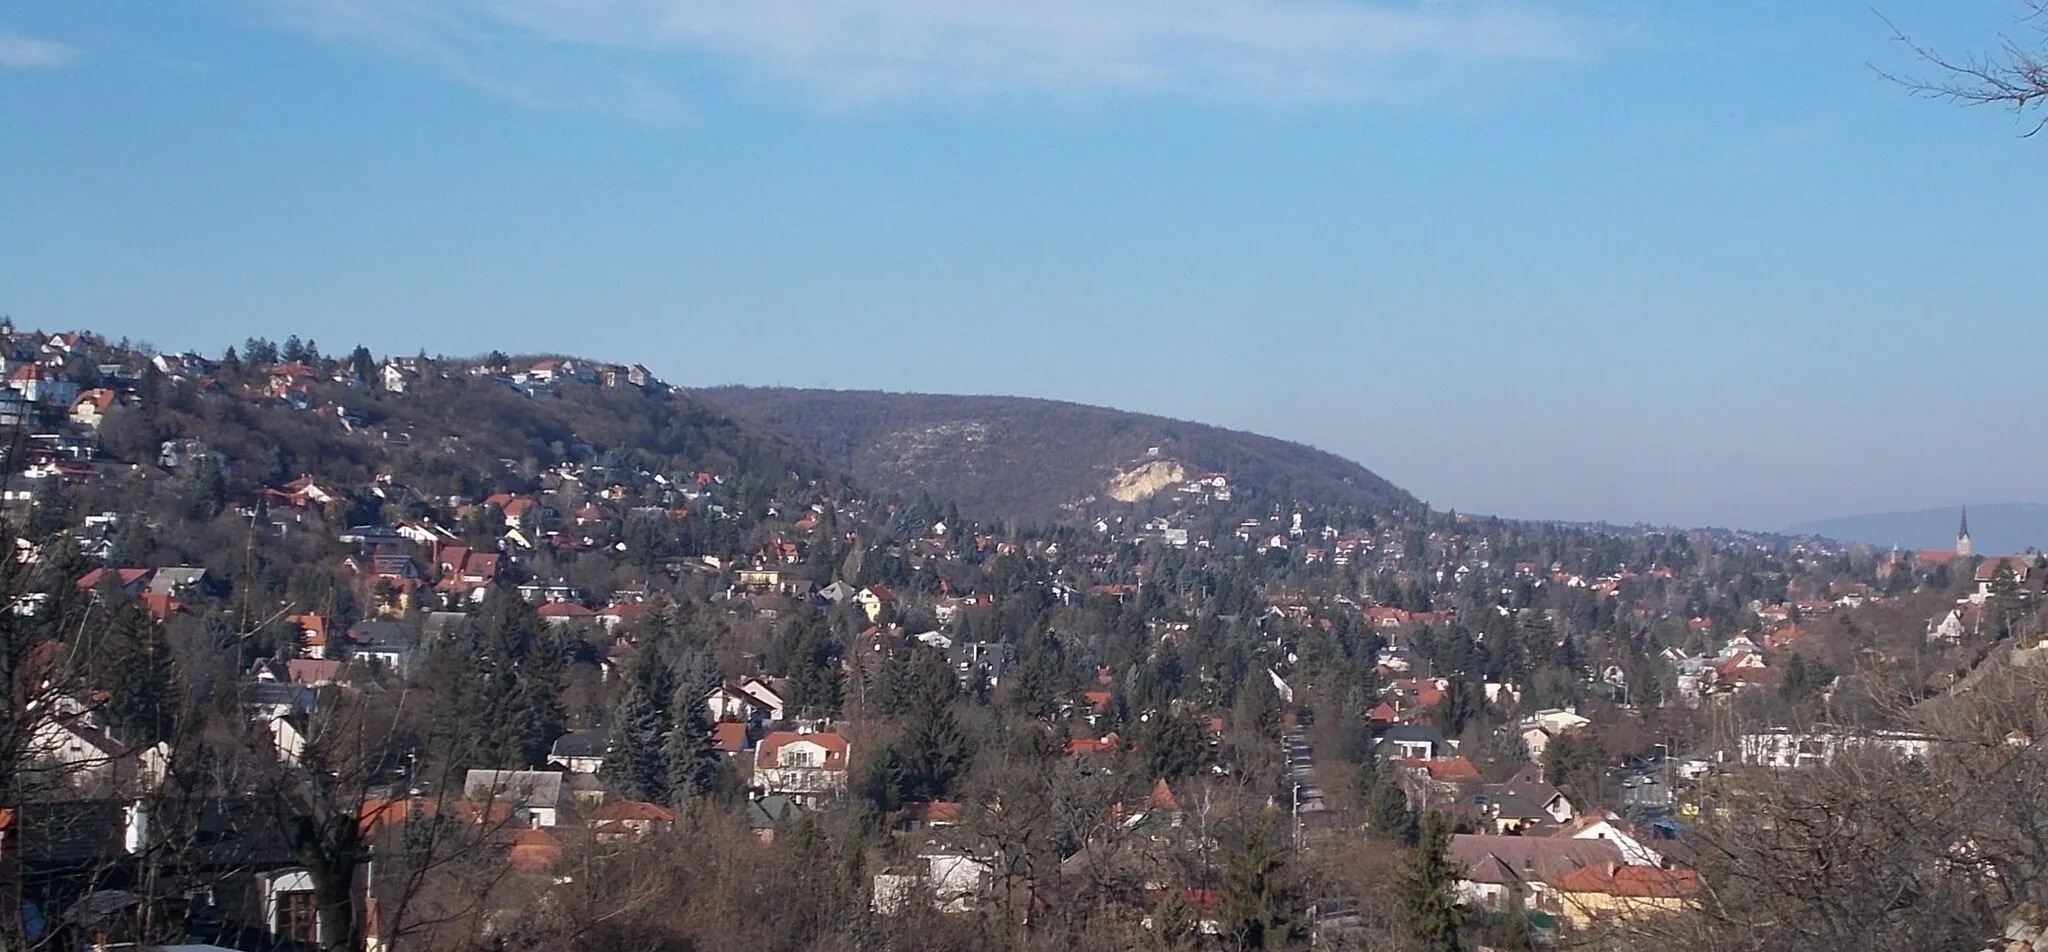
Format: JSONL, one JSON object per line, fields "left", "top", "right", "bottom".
{"left": 1957, "top": 507, "right": 1973, "bottom": 558}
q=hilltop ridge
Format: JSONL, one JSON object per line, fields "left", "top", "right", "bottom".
{"left": 693, "top": 387, "right": 1417, "bottom": 525}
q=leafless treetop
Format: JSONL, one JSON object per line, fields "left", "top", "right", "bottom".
{"left": 1882, "top": 2, "right": 2048, "bottom": 134}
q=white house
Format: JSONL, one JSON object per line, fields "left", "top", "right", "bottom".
{"left": 872, "top": 851, "right": 996, "bottom": 915}
{"left": 24, "top": 694, "right": 169, "bottom": 793}
{"left": 707, "top": 683, "right": 772, "bottom": 726}
{"left": 754, "top": 730, "right": 850, "bottom": 806}
{"left": 463, "top": 769, "right": 574, "bottom": 827}
{"left": 1553, "top": 810, "right": 1664, "bottom": 867}
{"left": 737, "top": 676, "right": 789, "bottom": 723}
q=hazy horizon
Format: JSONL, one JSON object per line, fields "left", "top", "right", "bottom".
{"left": 4, "top": 1, "right": 2042, "bottom": 529}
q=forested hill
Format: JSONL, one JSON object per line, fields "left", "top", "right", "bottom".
{"left": 694, "top": 387, "right": 1417, "bottom": 525}
{"left": 92, "top": 349, "right": 851, "bottom": 573}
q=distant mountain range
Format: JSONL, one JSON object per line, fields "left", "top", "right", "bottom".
{"left": 1785, "top": 503, "right": 2048, "bottom": 555}
{"left": 693, "top": 388, "right": 1417, "bottom": 524}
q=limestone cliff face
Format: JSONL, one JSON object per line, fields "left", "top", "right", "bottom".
{"left": 1107, "top": 460, "right": 1186, "bottom": 503}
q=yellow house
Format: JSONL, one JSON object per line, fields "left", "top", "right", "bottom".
{"left": 855, "top": 585, "right": 898, "bottom": 623}
{"left": 1545, "top": 863, "right": 1697, "bottom": 931}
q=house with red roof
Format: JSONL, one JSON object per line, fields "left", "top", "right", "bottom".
{"left": 596, "top": 601, "right": 641, "bottom": 631}
{"left": 69, "top": 388, "right": 118, "bottom": 429}
{"left": 271, "top": 475, "right": 341, "bottom": 508}
{"left": 1066, "top": 733, "right": 1121, "bottom": 757}
{"left": 711, "top": 721, "right": 750, "bottom": 755}
{"left": 1711, "top": 652, "right": 1772, "bottom": 692}
{"left": 754, "top": 729, "right": 851, "bottom": 806}
{"left": 1547, "top": 863, "right": 1698, "bottom": 929}
{"left": 1972, "top": 556, "right": 2033, "bottom": 604}
{"left": 76, "top": 567, "right": 150, "bottom": 596}
{"left": 1405, "top": 756, "right": 1482, "bottom": 783}
{"left": 591, "top": 800, "right": 677, "bottom": 840}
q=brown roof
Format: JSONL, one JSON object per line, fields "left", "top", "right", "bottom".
{"left": 593, "top": 800, "right": 678, "bottom": 823}
{"left": 287, "top": 659, "right": 345, "bottom": 684}
{"left": 1448, "top": 834, "right": 1622, "bottom": 883}
{"left": 900, "top": 800, "right": 963, "bottom": 825}
{"left": 1975, "top": 556, "right": 2032, "bottom": 583}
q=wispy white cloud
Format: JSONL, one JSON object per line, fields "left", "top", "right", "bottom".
{"left": 0, "top": 31, "right": 76, "bottom": 70}
{"left": 265, "top": 0, "right": 1592, "bottom": 109}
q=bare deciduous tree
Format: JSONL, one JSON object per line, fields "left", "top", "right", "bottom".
{"left": 1883, "top": 2, "right": 2048, "bottom": 134}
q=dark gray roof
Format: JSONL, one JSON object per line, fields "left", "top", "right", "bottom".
{"left": 1485, "top": 794, "right": 1549, "bottom": 820}
{"left": 743, "top": 794, "right": 804, "bottom": 829}
{"left": 351, "top": 620, "right": 407, "bottom": 646}
{"left": 240, "top": 682, "right": 315, "bottom": 713}
{"left": 1377, "top": 724, "right": 1450, "bottom": 746}
{"left": 550, "top": 728, "right": 609, "bottom": 760}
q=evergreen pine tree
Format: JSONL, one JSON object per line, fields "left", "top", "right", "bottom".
{"left": 1366, "top": 766, "right": 1419, "bottom": 847}
{"left": 1397, "top": 812, "right": 1466, "bottom": 952}
{"left": 600, "top": 660, "right": 668, "bottom": 802}
{"left": 897, "top": 652, "right": 971, "bottom": 800}
{"left": 1220, "top": 809, "right": 1295, "bottom": 949}
{"left": 664, "top": 681, "right": 723, "bottom": 809}
{"left": 1150, "top": 886, "right": 1196, "bottom": 948}
{"left": 471, "top": 591, "right": 564, "bottom": 767}
{"left": 99, "top": 595, "right": 176, "bottom": 746}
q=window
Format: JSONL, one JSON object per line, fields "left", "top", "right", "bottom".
{"left": 277, "top": 890, "right": 317, "bottom": 943}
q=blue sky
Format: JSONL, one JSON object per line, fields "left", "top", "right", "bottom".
{"left": 2, "top": 1, "right": 2042, "bottom": 530}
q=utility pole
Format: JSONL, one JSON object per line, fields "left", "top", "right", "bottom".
{"left": 1292, "top": 781, "right": 1302, "bottom": 851}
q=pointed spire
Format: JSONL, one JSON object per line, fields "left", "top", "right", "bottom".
{"left": 1960, "top": 506, "right": 1971, "bottom": 538}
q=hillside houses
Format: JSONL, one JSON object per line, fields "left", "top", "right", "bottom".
{"left": 0, "top": 325, "right": 2027, "bottom": 949}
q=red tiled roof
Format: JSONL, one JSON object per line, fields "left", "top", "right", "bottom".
{"left": 712, "top": 721, "right": 747, "bottom": 753}
{"left": 1551, "top": 863, "right": 1698, "bottom": 898}
{"left": 1066, "top": 735, "right": 1120, "bottom": 756}
{"left": 141, "top": 592, "right": 182, "bottom": 619}
{"left": 536, "top": 601, "right": 596, "bottom": 618}
{"left": 76, "top": 568, "right": 149, "bottom": 590}
{"left": 1148, "top": 778, "right": 1180, "bottom": 812}
{"left": 1414, "top": 756, "right": 1481, "bottom": 782}
{"left": 755, "top": 730, "right": 849, "bottom": 769}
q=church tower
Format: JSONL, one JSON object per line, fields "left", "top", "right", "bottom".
{"left": 1957, "top": 507, "right": 1973, "bottom": 558}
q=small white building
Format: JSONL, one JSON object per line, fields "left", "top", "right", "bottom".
{"left": 1737, "top": 727, "right": 1933, "bottom": 769}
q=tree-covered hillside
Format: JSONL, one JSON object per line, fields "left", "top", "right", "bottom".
{"left": 695, "top": 387, "right": 1417, "bottom": 524}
